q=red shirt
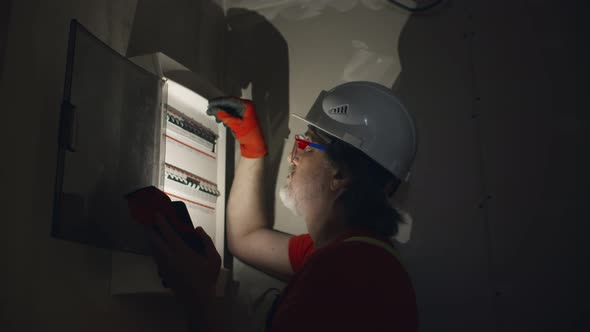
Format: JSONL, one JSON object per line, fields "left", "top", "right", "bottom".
{"left": 268, "top": 228, "right": 419, "bottom": 332}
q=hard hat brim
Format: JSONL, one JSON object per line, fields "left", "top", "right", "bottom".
{"left": 290, "top": 113, "right": 340, "bottom": 143}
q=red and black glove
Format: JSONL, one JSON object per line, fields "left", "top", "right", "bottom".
{"left": 206, "top": 97, "right": 267, "bottom": 158}
{"left": 125, "top": 186, "right": 221, "bottom": 294}
{"left": 125, "top": 186, "right": 206, "bottom": 255}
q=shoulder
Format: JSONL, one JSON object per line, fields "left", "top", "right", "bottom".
{"left": 288, "top": 233, "right": 315, "bottom": 273}
{"left": 288, "top": 233, "right": 314, "bottom": 251}
{"left": 310, "top": 238, "right": 404, "bottom": 274}
{"left": 274, "top": 238, "right": 418, "bottom": 331}
{"left": 302, "top": 238, "right": 416, "bottom": 307}
{"left": 300, "top": 238, "right": 411, "bottom": 295}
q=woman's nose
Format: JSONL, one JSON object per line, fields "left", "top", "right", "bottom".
{"left": 288, "top": 150, "right": 299, "bottom": 165}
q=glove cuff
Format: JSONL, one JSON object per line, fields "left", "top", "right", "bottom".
{"left": 238, "top": 127, "right": 268, "bottom": 158}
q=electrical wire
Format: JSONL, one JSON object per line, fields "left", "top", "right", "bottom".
{"left": 252, "top": 287, "right": 281, "bottom": 312}
{"left": 386, "top": 0, "right": 444, "bottom": 12}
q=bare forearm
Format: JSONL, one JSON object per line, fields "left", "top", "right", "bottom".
{"left": 209, "top": 98, "right": 291, "bottom": 276}
{"left": 226, "top": 156, "right": 269, "bottom": 251}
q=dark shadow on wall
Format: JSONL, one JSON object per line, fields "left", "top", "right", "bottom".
{"left": 125, "top": 1, "right": 290, "bottom": 268}
{"left": 391, "top": 2, "right": 498, "bottom": 331}
{"left": 393, "top": 1, "right": 590, "bottom": 331}
{"left": 126, "top": 0, "right": 227, "bottom": 88}
{"left": 0, "top": 0, "right": 12, "bottom": 78}
{"left": 390, "top": 1, "right": 452, "bottom": 208}
{"left": 224, "top": 7, "right": 291, "bottom": 233}
{"left": 391, "top": 1, "right": 473, "bottom": 218}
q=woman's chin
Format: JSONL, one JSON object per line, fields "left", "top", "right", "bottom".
{"left": 279, "top": 186, "right": 301, "bottom": 216}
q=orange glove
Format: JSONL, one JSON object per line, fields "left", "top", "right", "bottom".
{"left": 206, "top": 97, "right": 267, "bottom": 158}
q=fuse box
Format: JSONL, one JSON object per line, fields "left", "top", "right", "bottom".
{"left": 53, "top": 20, "right": 231, "bottom": 294}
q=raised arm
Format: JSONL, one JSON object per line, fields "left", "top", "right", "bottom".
{"left": 207, "top": 97, "right": 294, "bottom": 280}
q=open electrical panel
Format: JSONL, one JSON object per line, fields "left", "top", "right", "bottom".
{"left": 52, "top": 20, "right": 231, "bottom": 294}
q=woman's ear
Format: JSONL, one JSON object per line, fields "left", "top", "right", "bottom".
{"left": 385, "top": 181, "right": 396, "bottom": 198}
{"left": 330, "top": 167, "right": 350, "bottom": 193}
{"left": 384, "top": 178, "right": 401, "bottom": 199}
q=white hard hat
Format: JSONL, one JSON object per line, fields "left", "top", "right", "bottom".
{"left": 291, "top": 81, "right": 418, "bottom": 182}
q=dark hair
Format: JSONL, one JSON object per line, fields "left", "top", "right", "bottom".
{"left": 321, "top": 133, "right": 403, "bottom": 238}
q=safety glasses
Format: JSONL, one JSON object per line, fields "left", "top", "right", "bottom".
{"left": 291, "top": 134, "right": 327, "bottom": 161}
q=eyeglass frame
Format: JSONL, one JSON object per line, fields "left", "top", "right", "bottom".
{"left": 291, "top": 134, "right": 328, "bottom": 161}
